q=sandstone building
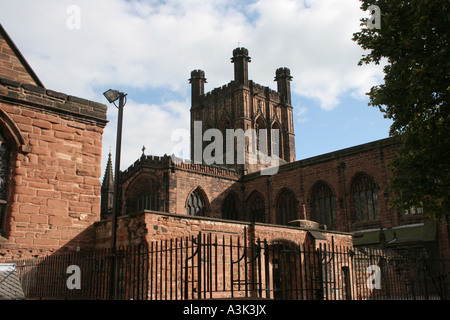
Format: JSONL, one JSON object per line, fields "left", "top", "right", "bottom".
{"left": 0, "top": 20, "right": 447, "bottom": 264}
{"left": 0, "top": 22, "right": 448, "bottom": 300}
{"left": 0, "top": 24, "right": 108, "bottom": 260}
{"left": 98, "top": 47, "right": 449, "bottom": 259}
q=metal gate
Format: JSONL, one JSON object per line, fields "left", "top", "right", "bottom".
{"left": 5, "top": 233, "right": 449, "bottom": 300}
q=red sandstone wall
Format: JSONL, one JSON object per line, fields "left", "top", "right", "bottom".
{"left": 117, "top": 157, "right": 242, "bottom": 218}
{"left": 243, "top": 139, "right": 403, "bottom": 232}
{"left": 0, "top": 31, "right": 39, "bottom": 86}
{"left": 0, "top": 83, "right": 107, "bottom": 261}
{"left": 172, "top": 169, "right": 240, "bottom": 218}
{"left": 94, "top": 211, "right": 353, "bottom": 249}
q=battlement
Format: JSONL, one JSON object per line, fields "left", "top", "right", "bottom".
{"left": 189, "top": 69, "right": 206, "bottom": 82}
{"left": 275, "top": 67, "right": 293, "bottom": 80}
{"left": 202, "top": 81, "right": 236, "bottom": 99}
{"left": 231, "top": 47, "right": 251, "bottom": 61}
{"left": 250, "top": 81, "right": 280, "bottom": 101}
{"left": 121, "top": 153, "right": 242, "bottom": 181}
{"left": 121, "top": 154, "right": 171, "bottom": 176}
{"left": 192, "top": 48, "right": 292, "bottom": 107}
{"left": 199, "top": 80, "right": 281, "bottom": 103}
{"left": 173, "top": 159, "right": 242, "bottom": 179}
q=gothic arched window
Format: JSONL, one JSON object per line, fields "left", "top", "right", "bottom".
{"left": 222, "top": 193, "right": 239, "bottom": 221}
{"left": 127, "top": 177, "right": 158, "bottom": 214}
{"left": 220, "top": 117, "right": 233, "bottom": 164}
{"left": 0, "top": 133, "right": 10, "bottom": 233}
{"left": 249, "top": 193, "right": 265, "bottom": 223}
{"left": 277, "top": 190, "right": 297, "bottom": 226}
{"left": 271, "top": 122, "right": 282, "bottom": 159}
{"left": 311, "top": 182, "right": 336, "bottom": 228}
{"left": 255, "top": 116, "right": 267, "bottom": 154}
{"left": 351, "top": 174, "right": 380, "bottom": 222}
{"left": 186, "top": 189, "right": 207, "bottom": 217}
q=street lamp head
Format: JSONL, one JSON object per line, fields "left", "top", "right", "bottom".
{"left": 103, "top": 89, "right": 123, "bottom": 103}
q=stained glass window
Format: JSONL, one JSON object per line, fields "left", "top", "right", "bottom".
{"left": 250, "top": 195, "right": 265, "bottom": 223}
{"left": 222, "top": 193, "right": 239, "bottom": 220}
{"left": 312, "top": 183, "right": 336, "bottom": 228}
{"left": 0, "top": 133, "right": 9, "bottom": 232}
{"left": 127, "top": 178, "right": 158, "bottom": 214}
{"left": 352, "top": 174, "right": 379, "bottom": 221}
{"left": 277, "top": 190, "right": 296, "bottom": 226}
{"left": 186, "top": 189, "right": 206, "bottom": 216}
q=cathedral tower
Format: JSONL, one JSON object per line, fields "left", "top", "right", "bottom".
{"left": 189, "top": 48, "right": 296, "bottom": 174}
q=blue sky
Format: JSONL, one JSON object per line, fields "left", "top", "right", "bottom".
{"left": 0, "top": 0, "right": 392, "bottom": 175}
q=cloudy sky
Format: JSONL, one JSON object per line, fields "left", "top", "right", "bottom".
{"left": 0, "top": 0, "right": 391, "bottom": 177}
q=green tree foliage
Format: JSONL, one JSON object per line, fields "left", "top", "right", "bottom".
{"left": 352, "top": 0, "right": 450, "bottom": 219}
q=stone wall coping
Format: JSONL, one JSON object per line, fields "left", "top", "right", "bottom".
{"left": 243, "top": 137, "right": 399, "bottom": 181}
{"left": 117, "top": 137, "right": 399, "bottom": 187}
{"left": 195, "top": 80, "right": 281, "bottom": 106}
{"left": 0, "top": 77, "right": 108, "bottom": 125}
{"left": 95, "top": 209, "right": 354, "bottom": 238}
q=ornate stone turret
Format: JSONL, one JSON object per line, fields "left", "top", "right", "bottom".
{"left": 275, "top": 67, "right": 293, "bottom": 105}
{"left": 231, "top": 47, "right": 251, "bottom": 87}
{"left": 189, "top": 69, "right": 206, "bottom": 108}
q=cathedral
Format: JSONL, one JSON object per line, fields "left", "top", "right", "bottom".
{"left": 1, "top": 20, "right": 448, "bottom": 299}
{"left": 100, "top": 47, "right": 448, "bottom": 257}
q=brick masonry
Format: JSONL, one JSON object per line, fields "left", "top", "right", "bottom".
{"left": 0, "top": 26, "right": 43, "bottom": 87}
{"left": 95, "top": 139, "right": 400, "bottom": 252}
{"left": 110, "top": 138, "right": 403, "bottom": 230}
{"left": 94, "top": 210, "right": 353, "bottom": 250}
{"left": 0, "top": 24, "right": 447, "bottom": 264}
{"left": 244, "top": 138, "right": 401, "bottom": 230}
{"left": 98, "top": 46, "right": 449, "bottom": 259}
{"left": 117, "top": 155, "right": 242, "bottom": 217}
{"left": 0, "top": 79, "right": 107, "bottom": 261}
{"left": 101, "top": 126, "right": 449, "bottom": 258}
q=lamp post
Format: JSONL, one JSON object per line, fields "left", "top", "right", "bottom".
{"left": 103, "top": 89, "right": 127, "bottom": 299}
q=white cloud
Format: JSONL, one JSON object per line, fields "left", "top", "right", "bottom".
{"left": 243, "top": 0, "right": 384, "bottom": 110}
{"left": 0, "top": 0, "right": 386, "bottom": 173}
{"left": 295, "top": 106, "right": 309, "bottom": 124}
{"left": 103, "top": 97, "right": 191, "bottom": 172}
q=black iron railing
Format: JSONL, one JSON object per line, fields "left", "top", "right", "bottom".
{"left": 5, "top": 233, "right": 449, "bottom": 300}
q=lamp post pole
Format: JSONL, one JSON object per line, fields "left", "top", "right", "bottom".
{"left": 111, "top": 93, "right": 125, "bottom": 255}
{"left": 103, "top": 90, "right": 126, "bottom": 300}
{"left": 110, "top": 93, "right": 125, "bottom": 299}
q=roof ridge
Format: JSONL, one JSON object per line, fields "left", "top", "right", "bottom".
{"left": 0, "top": 23, "right": 45, "bottom": 88}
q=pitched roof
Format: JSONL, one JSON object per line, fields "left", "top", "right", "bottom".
{"left": 0, "top": 23, "right": 44, "bottom": 88}
{"left": 0, "top": 263, "right": 25, "bottom": 300}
